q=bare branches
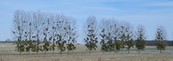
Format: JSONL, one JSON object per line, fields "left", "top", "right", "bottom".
{"left": 12, "top": 10, "right": 168, "bottom": 55}
{"left": 84, "top": 16, "right": 98, "bottom": 53}
{"left": 12, "top": 10, "right": 77, "bottom": 54}
{"left": 136, "top": 25, "right": 146, "bottom": 54}
{"left": 155, "top": 25, "right": 167, "bottom": 53}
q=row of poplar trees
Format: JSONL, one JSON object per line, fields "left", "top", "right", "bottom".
{"left": 12, "top": 10, "right": 167, "bottom": 54}
{"left": 12, "top": 10, "right": 77, "bottom": 54}
{"left": 84, "top": 17, "right": 167, "bottom": 54}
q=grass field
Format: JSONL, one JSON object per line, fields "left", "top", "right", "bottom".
{"left": 0, "top": 43, "right": 173, "bottom": 61}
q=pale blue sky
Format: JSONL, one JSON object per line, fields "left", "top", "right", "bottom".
{"left": 0, "top": 0, "right": 173, "bottom": 42}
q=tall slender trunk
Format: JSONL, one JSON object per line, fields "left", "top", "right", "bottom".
{"left": 20, "top": 51, "right": 21, "bottom": 55}
{"left": 128, "top": 49, "right": 130, "bottom": 54}
{"left": 89, "top": 50, "right": 91, "bottom": 54}
{"left": 160, "top": 50, "right": 162, "bottom": 53}
{"left": 28, "top": 48, "right": 30, "bottom": 55}
{"left": 60, "top": 50, "right": 62, "bottom": 54}
{"left": 139, "top": 50, "right": 141, "bottom": 54}
{"left": 67, "top": 41, "right": 69, "bottom": 55}
{"left": 44, "top": 50, "right": 46, "bottom": 55}
{"left": 52, "top": 40, "right": 55, "bottom": 55}
{"left": 36, "top": 36, "right": 39, "bottom": 54}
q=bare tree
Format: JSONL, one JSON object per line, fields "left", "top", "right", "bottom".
{"left": 84, "top": 16, "right": 98, "bottom": 54}
{"left": 32, "top": 11, "right": 44, "bottom": 53}
{"left": 118, "top": 22, "right": 134, "bottom": 53}
{"left": 25, "top": 12, "right": 33, "bottom": 54}
{"left": 124, "top": 22, "right": 134, "bottom": 53}
{"left": 54, "top": 15, "right": 77, "bottom": 54}
{"left": 56, "top": 15, "right": 69, "bottom": 54}
{"left": 42, "top": 15, "right": 51, "bottom": 54}
{"left": 12, "top": 10, "right": 79, "bottom": 55}
{"left": 46, "top": 14, "right": 57, "bottom": 54}
{"left": 65, "top": 17, "right": 77, "bottom": 54}
{"left": 13, "top": 10, "right": 28, "bottom": 54}
{"left": 155, "top": 25, "right": 167, "bottom": 53}
{"left": 136, "top": 25, "right": 146, "bottom": 54}
{"left": 100, "top": 18, "right": 119, "bottom": 52}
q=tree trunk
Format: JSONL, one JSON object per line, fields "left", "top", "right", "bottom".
{"left": 60, "top": 50, "right": 62, "bottom": 54}
{"left": 89, "top": 50, "right": 91, "bottom": 54}
{"left": 139, "top": 50, "right": 141, "bottom": 54}
{"left": 20, "top": 51, "right": 21, "bottom": 55}
{"left": 160, "top": 50, "right": 162, "bottom": 53}
{"left": 52, "top": 42, "right": 55, "bottom": 55}
{"left": 36, "top": 46, "right": 39, "bottom": 54}
{"left": 128, "top": 49, "right": 130, "bottom": 54}
{"left": 52, "top": 51, "right": 54, "bottom": 55}
{"left": 44, "top": 51, "right": 46, "bottom": 55}
{"left": 28, "top": 49, "right": 30, "bottom": 55}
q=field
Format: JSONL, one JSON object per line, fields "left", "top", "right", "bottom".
{"left": 0, "top": 43, "right": 173, "bottom": 61}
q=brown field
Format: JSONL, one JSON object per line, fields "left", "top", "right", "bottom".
{"left": 0, "top": 53, "right": 172, "bottom": 61}
{"left": 0, "top": 43, "right": 173, "bottom": 61}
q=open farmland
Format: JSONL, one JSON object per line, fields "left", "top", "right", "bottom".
{"left": 0, "top": 53, "right": 173, "bottom": 61}
{"left": 1, "top": 0, "right": 173, "bottom": 61}
{"left": 0, "top": 43, "right": 173, "bottom": 61}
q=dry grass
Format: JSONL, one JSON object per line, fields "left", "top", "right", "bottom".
{"left": 0, "top": 43, "right": 172, "bottom": 61}
{"left": 0, "top": 54, "right": 172, "bottom": 61}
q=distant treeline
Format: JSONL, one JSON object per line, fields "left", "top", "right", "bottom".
{"left": 146, "top": 40, "right": 173, "bottom": 46}
{"left": 1, "top": 40, "right": 173, "bottom": 46}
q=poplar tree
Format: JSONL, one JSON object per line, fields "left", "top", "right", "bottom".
{"left": 136, "top": 25, "right": 146, "bottom": 54}
{"left": 84, "top": 16, "right": 98, "bottom": 54}
{"left": 155, "top": 26, "right": 167, "bottom": 53}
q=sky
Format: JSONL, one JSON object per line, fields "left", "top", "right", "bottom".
{"left": 0, "top": 0, "right": 173, "bottom": 42}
